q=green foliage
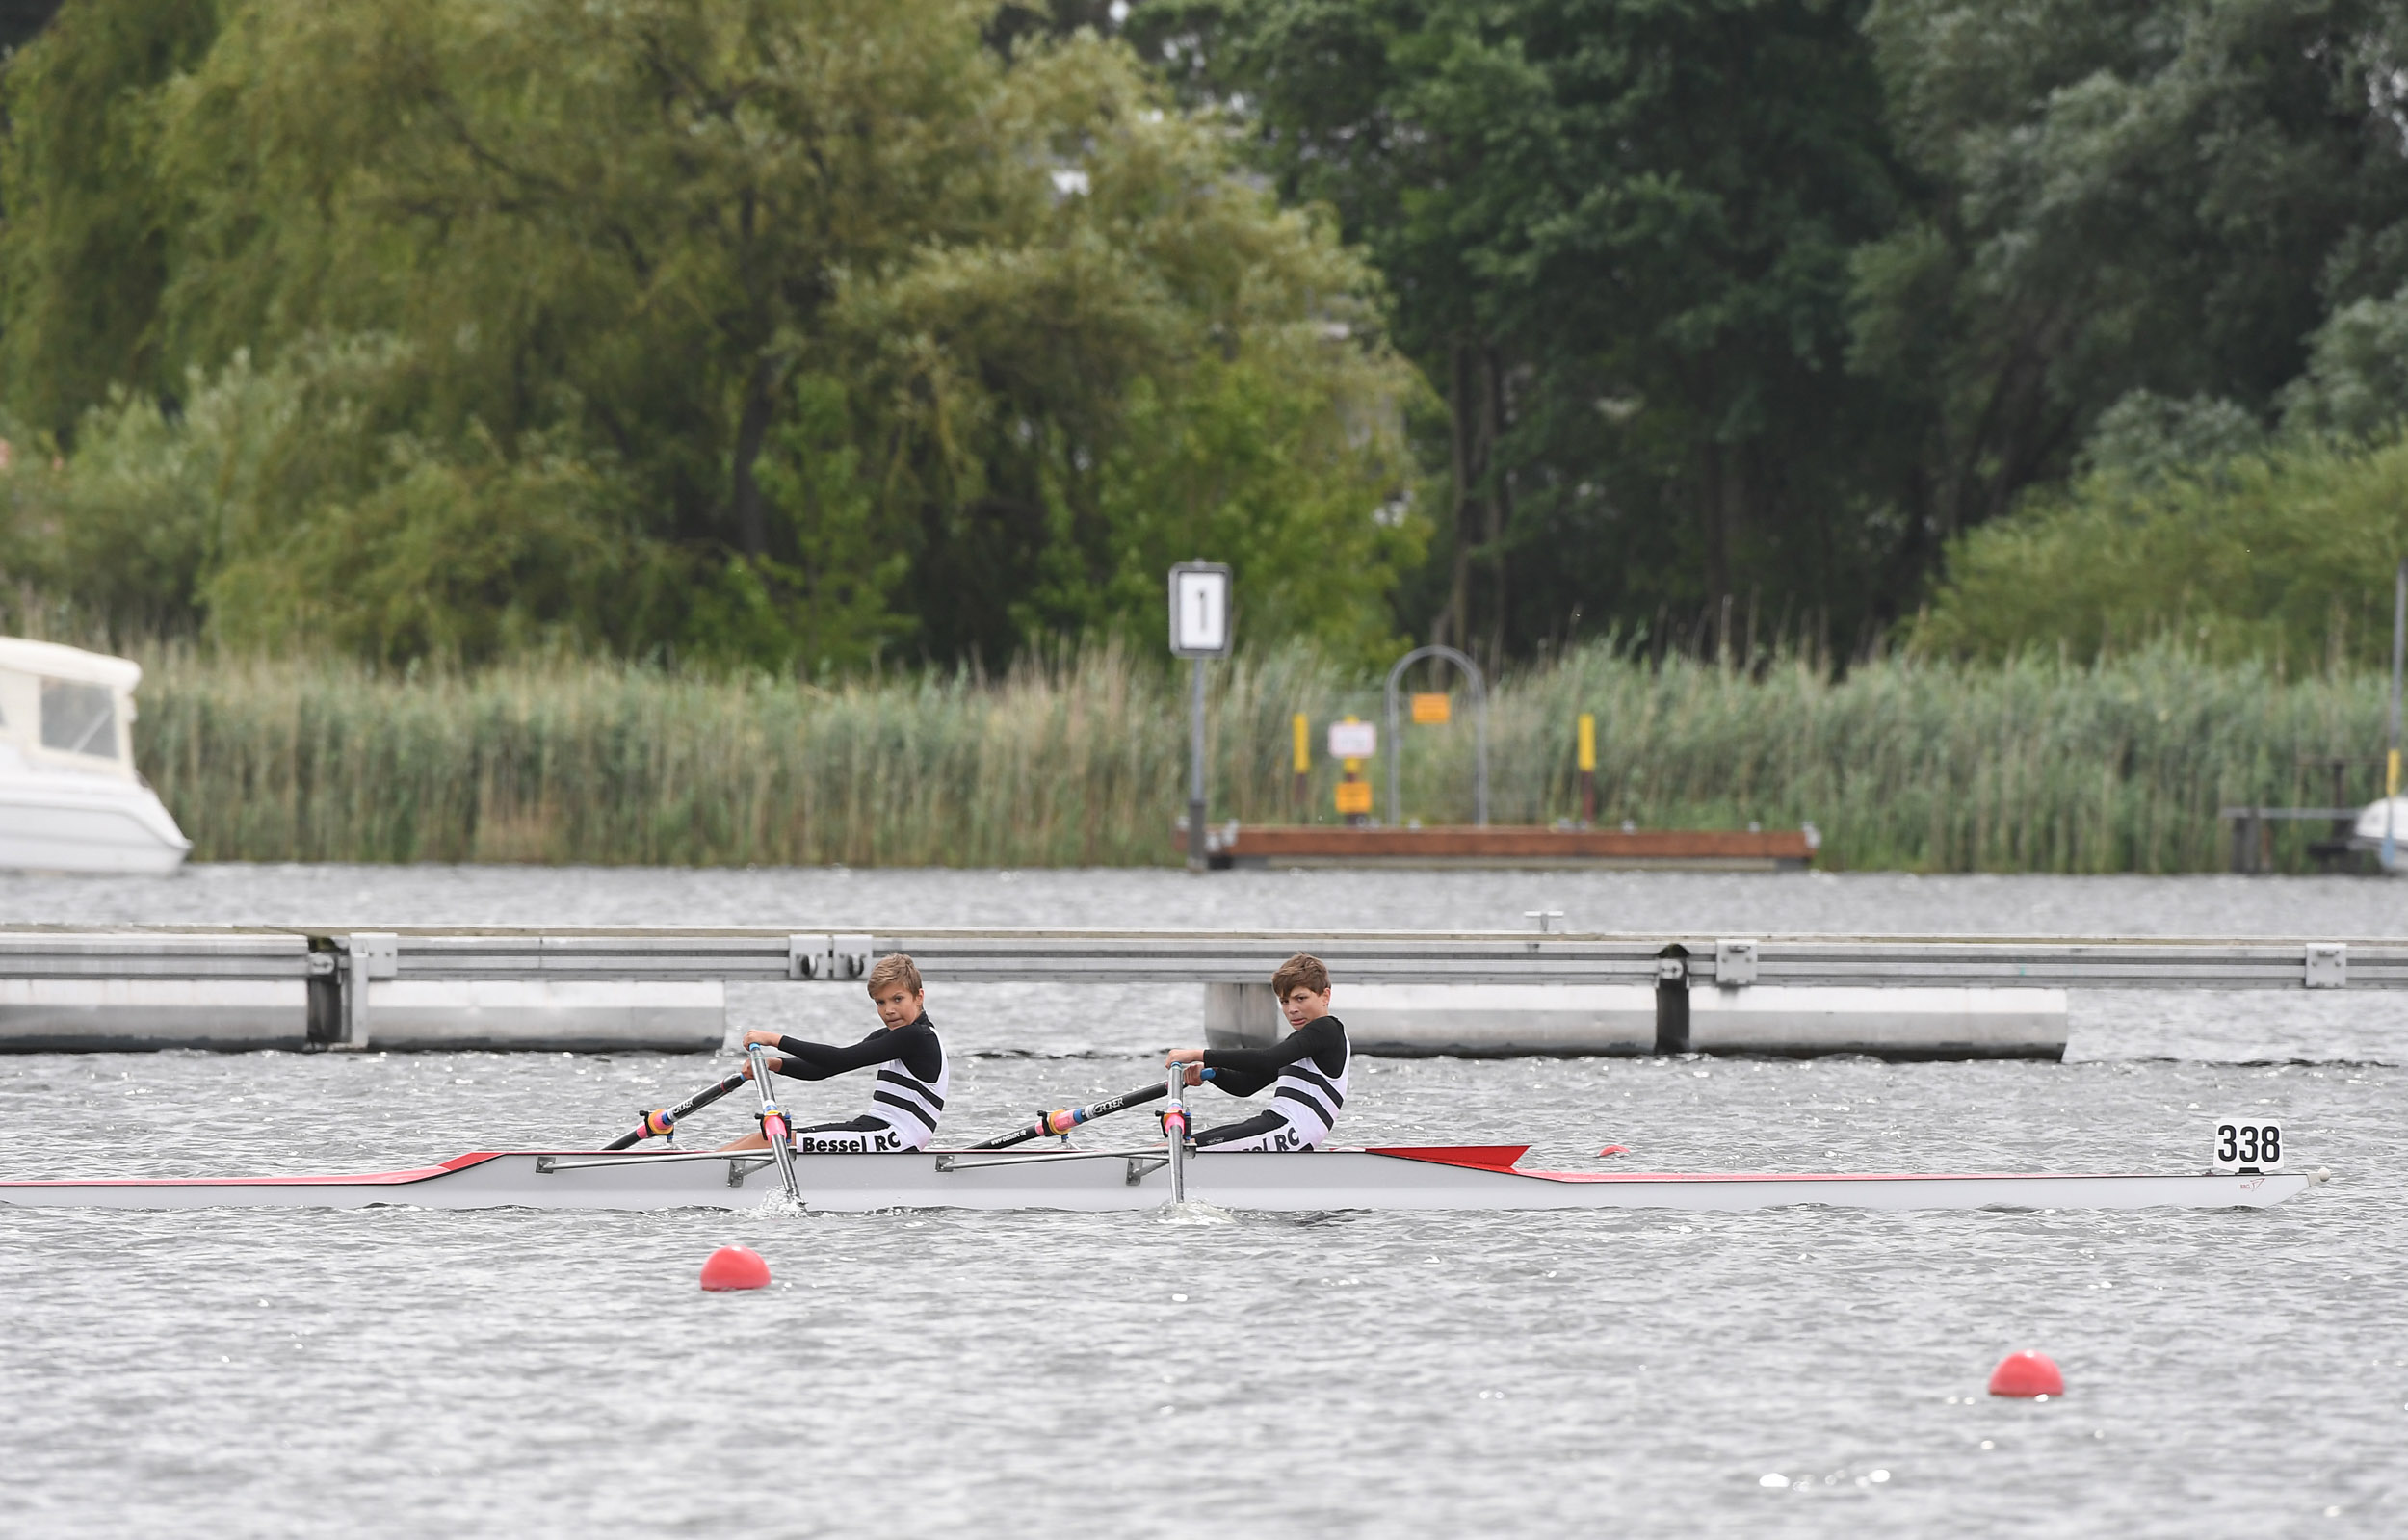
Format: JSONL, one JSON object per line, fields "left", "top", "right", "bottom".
{"left": 2076, "top": 391, "right": 2265, "bottom": 483}
{"left": 127, "top": 637, "right": 2377, "bottom": 872}
{"left": 747, "top": 374, "right": 914, "bottom": 674}
{"left": 0, "top": 0, "right": 218, "bottom": 438}
{"left": 2279, "top": 283, "right": 2408, "bottom": 442}
{"left": 0, "top": 337, "right": 664, "bottom": 660}
{"left": 1200, "top": 0, "right": 1912, "bottom": 650}
{"left": 1854, "top": 0, "right": 2408, "bottom": 535}
{"left": 1914, "top": 433, "right": 2408, "bottom": 668}
{"left": 17, "top": 0, "right": 2408, "bottom": 673}
{"left": 0, "top": 0, "right": 1423, "bottom": 667}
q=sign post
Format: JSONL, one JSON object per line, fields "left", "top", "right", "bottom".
{"left": 2389, "top": 557, "right": 2404, "bottom": 872}
{"left": 1329, "top": 718, "right": 1376, "bottom": 824}
{"left": 1168, "top": 562, "right": 1233, "bottom": 870}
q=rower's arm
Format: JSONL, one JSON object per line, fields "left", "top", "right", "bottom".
{"left": 1203, "top": 1065, "right": 1274, "bottom": 1097}
{"left": 1199, "top": 1022, "right": 1328, "bottom": 1078}
{"left": 772, "top": 1029, "right": 894, "bottom": 1080}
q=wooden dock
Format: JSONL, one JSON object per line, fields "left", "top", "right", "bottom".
{"left": 1195, "top": 823, "right": 1817, "bottom": 870}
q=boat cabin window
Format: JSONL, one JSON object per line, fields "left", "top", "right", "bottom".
{"left": 39, "top": 678, "right": 118, "bottom": 759}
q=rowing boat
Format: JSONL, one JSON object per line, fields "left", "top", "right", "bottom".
{"left": 0, "top": 1144, "right": 2316, "bottom": 1213}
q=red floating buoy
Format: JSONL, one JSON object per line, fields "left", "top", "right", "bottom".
{"left": 1987, "top": 1350, "right": 2064, "bottom": 1398}
{"left": 699, "top": 1245, "right": 772, "bottom": 1292}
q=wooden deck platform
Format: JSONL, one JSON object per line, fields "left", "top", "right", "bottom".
{"left": 1195, "top": 824, "right": 1818, "bottom": 871}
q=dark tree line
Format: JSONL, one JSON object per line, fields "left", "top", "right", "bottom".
{"left": 1149, "top": 0, "right": 2408, "bottom": 661}
{"left": 6, "top": 0, "right": 2408, "bottom": 668}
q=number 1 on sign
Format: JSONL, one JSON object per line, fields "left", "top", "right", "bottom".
{"left": 1167, "top": 564, "right": 1231, "bottom": 656}
{"left": 2212, "top": 1118, "right": 2283, "bottom": 1171}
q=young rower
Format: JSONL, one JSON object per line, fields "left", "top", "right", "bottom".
{"left": 1164, "top": 952, "right": 1348, "bottom": 1151}
{"left": 719, "top": 953, "right": 949, "bottom": 1153}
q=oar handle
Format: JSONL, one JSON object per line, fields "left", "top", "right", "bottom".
{"left": 603, "top": 1069, "right": 748, "bottom": 1151}
{"left": 964, "top": 1070, "right": 1214, "bottom": 1150}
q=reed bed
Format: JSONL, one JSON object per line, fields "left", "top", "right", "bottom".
{"left": 128, "top": 640, "right": 2390, "bottom": 871}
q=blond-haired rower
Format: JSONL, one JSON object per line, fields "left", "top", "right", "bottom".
{"left": 1163, "top": 953, "right": 1348, "bottom": 1151}
{"left": 720, "top": 953, "right": 949, "bottom": 1154}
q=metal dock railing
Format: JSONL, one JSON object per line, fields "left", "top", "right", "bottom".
{"left": 0, "top": 926, "right": 2395, "bottom": 1055}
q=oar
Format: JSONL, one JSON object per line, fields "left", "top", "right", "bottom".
{"left": 746, "top": 1042, "right": 802, "bottom": 1201}
{"left": 966, "top": 1070, "right": 1217, "bottom": 1151}
{"left": 604, "top": 1070, "right": 748, "bottom": 1151}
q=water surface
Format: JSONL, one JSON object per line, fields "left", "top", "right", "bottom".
{"left": 1, "top": 868, "right": 2401, "bottom": 1535}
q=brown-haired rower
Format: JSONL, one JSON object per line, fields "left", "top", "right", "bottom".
{"left": 1163, "top": 952, "right": 1348, "bottom": 1151}
{"left": 718, "top": 953, "right": 948, "bottom": 1154}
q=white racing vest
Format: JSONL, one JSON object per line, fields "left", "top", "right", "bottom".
{"left": 865, "top": 1036, "right": 950, "bottom": 1150}
{"left": 1267, "top": 1031, "right": 1349, "bottom": 1146}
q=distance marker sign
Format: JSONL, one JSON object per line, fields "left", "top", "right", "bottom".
{"left": 1168, "top": 563, "right": 1232, "bottom": 657}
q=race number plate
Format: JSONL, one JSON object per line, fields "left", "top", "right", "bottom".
{"left": 2212, "top": 1117, "right": 2284, "bottom": 1172}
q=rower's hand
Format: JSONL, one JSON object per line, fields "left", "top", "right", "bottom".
{"left": 742, "top": 1030, "right": 782, "bottom": 1048}
{"left": 1180, "top": 1064, "right": 1204, "bottom": 1086}
{"left": 1165, "top": 1047, "right": 1204, "bottom": 1066}
{"left": 738, "top": 1057, "right": 787, "bottom": 1081}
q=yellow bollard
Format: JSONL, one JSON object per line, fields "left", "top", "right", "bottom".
{"left": 1293, "top": 713, "right": 1310, "bottom": 820}
{"left": 1577, "top": 713, "right": 1597, "bottom": 824}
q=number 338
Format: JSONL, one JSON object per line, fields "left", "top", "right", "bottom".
{"left": 2213, "top": 1119, "right": 2283, "bottom": 1170}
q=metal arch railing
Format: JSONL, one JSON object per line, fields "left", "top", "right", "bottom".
{"left": 1384, "top": 644, "right": 1488, "bottom": 827}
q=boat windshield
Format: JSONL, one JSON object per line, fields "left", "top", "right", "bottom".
{"left": 39, "top": 678, "right": 118, "bottom": 759}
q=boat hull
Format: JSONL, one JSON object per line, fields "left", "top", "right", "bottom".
{"left": 0, "top": 1148, "right": 2316, "bottom": 1214}
{"left": 0, "top": 774, "right": 189, "bottom": 874}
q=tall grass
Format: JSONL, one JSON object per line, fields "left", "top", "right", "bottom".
{"left": 126, "top": 639, "right": 2390, "bottom": 871}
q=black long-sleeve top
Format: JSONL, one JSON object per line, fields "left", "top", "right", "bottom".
{"left": 1199, "top": 1015, "right": 1347, "bottom": 1098}
{"left": 772, "top": 1016, "right": 942, "bottom": 1083}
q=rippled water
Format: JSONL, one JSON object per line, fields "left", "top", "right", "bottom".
{"left": 3, "top": 867, "right": 2404, "bottom": 1535}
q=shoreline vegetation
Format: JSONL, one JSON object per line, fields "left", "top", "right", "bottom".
{"left": 122, "top": 639, "right": 2392, "bottom": 874}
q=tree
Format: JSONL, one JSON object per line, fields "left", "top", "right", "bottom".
{"left": 1853, "top": 0, "right": 2408, "bottom": 561}
{"left": 0, "top": 0, "right": 1425, "bottom": 666}
{"left": 0, "top": 0, "right": 218, "bottom": 437}
{"left": 1187, "top": 0, "right": 1913, "bottom": 660}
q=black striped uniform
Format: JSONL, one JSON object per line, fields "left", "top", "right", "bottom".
{"left": 770, "top": 1016, "right": 948, "bottom": 1152}
{"left": 1194, "top": 1014, "right": 1349, "bottom": 1151}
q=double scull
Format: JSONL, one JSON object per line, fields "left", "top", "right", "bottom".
{"left": 0, "top": 1145, "right": 2315, "bottom": 1214}
{"left": 0, "top": 1067, "right": 2315, "bottom": 1214}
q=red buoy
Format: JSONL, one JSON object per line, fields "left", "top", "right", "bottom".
{"left": 1987, "top": 1350, "right": 2064, "bottom": 1398}
{"left": 699, "top": 1245, "right": 772, "bottom": 1292}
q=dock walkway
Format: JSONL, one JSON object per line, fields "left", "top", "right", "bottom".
{"left": 0, "top": 926, "right": 2386, "bottom": 1057}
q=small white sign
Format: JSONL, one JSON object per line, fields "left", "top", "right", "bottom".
{"left": 1328, "top": 720, "right": 1377, "bottom": 759}
{"left": 2212, "top": 1117, "right": 2283, "bottom": 1171}
{"left": 1168, "top": 563, "right": 1232, "bottom": 657}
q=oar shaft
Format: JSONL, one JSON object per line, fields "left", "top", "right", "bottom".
{"left": 967, "top": 1074, "right": 1214, "bottom": 1150}
{"left": 605, "top": 1070, "right": 748, "bottom": 1151}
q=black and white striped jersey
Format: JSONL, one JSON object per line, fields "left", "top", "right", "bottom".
{"left": 1198, "top": 1014, "right": 1350, "bottom": 1146}
{"left": 772, "top": 1016, "right": 949, "bottom": 1150}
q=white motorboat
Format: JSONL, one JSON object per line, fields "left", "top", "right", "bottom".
{"left": 0, "top": 1144, "right": 2316, "bottom": 1214}
{"left": 2352, "top": 796, "right": 2408, "bottom": 868}
{"left": 0, "top": 638, "right": 188, "bottom": 874}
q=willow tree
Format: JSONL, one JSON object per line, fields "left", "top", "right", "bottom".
{"left": 0, "top": 0, "right": 1425, "bottom": 666}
